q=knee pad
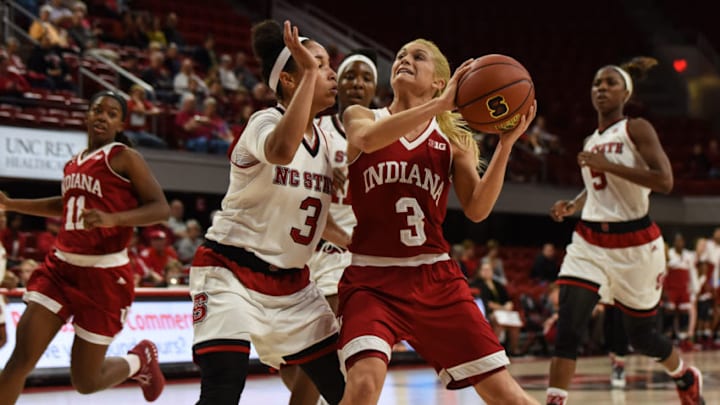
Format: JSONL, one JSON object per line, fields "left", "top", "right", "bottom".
{"left": 299, "top": 350, "right": 346, "bottom": 405}
{"left": 193, "top": 342, "right": 250, "bottom": 405}
{"left": 623, "top": 314, "right": 673, "bottom": 360}
{"left": 554, "top": 285, "right": 600, "bottom": 360}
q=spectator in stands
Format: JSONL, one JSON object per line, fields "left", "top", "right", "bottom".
{"left": 2, "top": 38, "right": 27, "bottom": 74}
{"left": 47, "top": 0, "right": 73, "bottom": 26}
{"left": 125, "top": 84, "right": 167, "bottom": 148}
{"left": 173, "top": 58, "right": 208, "bottom": 99}
{"left": 167, "top": 199, "right": 187, "bottom": 238}
{"left": 16, "top": 258, "right": 39, "bottom": 288}
{"left": 146, "top": 15, "right": 167, "bottom": 48}
{"left": 250, "top": 81, "right": 276, "bottom": 109}
{"left": 192, "top": 33, "right": 218, "bottom": 74}
{"left": 233, "top": 50, "right": 259, "bottom": 91}
{"left": 173, "top": 92, "right": 198, "bottom": 147}
{"left": 163, "top": 258, "right": 186, "bottom": 287}
{"left": 530, "top": 243, "right": 560, "bottom": 283}
{"left": 526, "top": 115, "right": 561, "bottom": 156}
{"left": 183, "top": 97, "right": 232, "bottom": 155}
{"left": 35, "top": 217, "right": 61, "bottom": 258}
{"left": 120, "top": 11, "right": 148, "bottom": 49}
{"left": 218, "top": 53, "right": 241, "bottom": 91}
{"left": 67, "top": 4, "right": 97, "bottom": 54}
{"left": 27, "top": 33, "right": 75, "bottom": 92}
{"left": 473, "top": 262, "right": 521, "bottom": 356}
{"left": 481, "top": 239, "right": 507, "bottom": 285}
{"left": 0, "top": 54, "right": 30, "bottom": 101}
{"left": 164, "top": 42, "right": 181, "bottom": 76}
{"left": 29, "top": 4, "right": 70, "bottom": 49}
{"left": 685, "top": 142, "right": 710, "bottom": 179}
{"left": 162, "top": 12, "right": 185, "bottom": 49}
{"left": 175, "top": 219, "right": 203, "bottom": 264}
{"left": 139, "top": 229, "right": 177, "bottom": 286}
{"left": 707, "top": 138, "right": 720, "bottom": 179}
{"left": 2, "top": 212, "right": 26, "bottom": 269}
{"left": 139, "top": 51, "right": 175, "bottom": 104}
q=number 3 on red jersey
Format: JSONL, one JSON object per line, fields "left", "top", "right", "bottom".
{"left": 396, "top": 197, "right": 426, "bottom": 246}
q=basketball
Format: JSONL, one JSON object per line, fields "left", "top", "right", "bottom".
{"left": 456, "top": 54, "right": 535, "bottom": 134}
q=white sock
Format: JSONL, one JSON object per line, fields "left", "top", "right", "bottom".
{"left": 547, "top": 387, "right": 568, "bottom": 404}
{"left": 124, "top": 353, "right": 142, "bottom": 378}
{"left": 667, "top": 359, "right": 685, "bottom": 378}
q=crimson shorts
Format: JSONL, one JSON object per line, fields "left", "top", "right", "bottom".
{"left": 338, "top": 259, "right": 508, "bottom": 389}
{"left": 24, "top": 253, "right": 134, "bottom": 345}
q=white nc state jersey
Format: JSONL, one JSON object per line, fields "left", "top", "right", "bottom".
{"left": 315, "top": 114, "right": 356, "bottom": 235}
{"left": 581, "top": 118, "right": 651, "bottom": 222}
{"left": 206, "top": 106, "right": 334, "bottom": 269}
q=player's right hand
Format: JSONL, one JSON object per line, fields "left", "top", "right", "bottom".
{"left": 282, "top": 20, "right": 317, "bottom": 75}
{"left": 550, "top": 199, "right": 575, "bottom": 222}
{"left": 0, "top": 191, "right": 8, "bottom": 210}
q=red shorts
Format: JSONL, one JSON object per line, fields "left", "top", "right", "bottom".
{"left": 338, "top": 259, "right": 508, "bottom": 389}
{"left": 25, "top": 253, "right": 134, "bottom": 345}
{"left": 664, "top": 287, "right": 691, "bottom": 309}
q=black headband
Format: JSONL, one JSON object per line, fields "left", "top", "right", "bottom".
{"left": 90, "top": 90, "right": 127, "bottom": 120}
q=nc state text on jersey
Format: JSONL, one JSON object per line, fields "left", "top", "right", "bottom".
{"left": 62, "top": 172, "right": 103, "bottom": 197}
{"left": 272, "top": 166, "right": 333, "bottom": 195}
{"left": 363, "top": 161, "right": 444, "bottom": 205}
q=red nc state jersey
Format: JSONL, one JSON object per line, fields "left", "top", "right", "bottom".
{"left": 348, "top": 108, "right": 452, "bottom": 258}
{"left": 56, "top": 143, "right": 139, "bottom": 255}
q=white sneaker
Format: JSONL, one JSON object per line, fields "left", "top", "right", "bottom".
{"left": 611, "top": 362, "right": 626, "bottom": 388}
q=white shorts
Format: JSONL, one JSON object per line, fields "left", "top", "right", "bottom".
{"left": 307, "top": 244, "right": 350, "bottom": 296}
{"left": 190, "top": 265, "right": 339, "bottom": 369}
{"left": 559, "top": 231, "right": 666, "bottom": 311}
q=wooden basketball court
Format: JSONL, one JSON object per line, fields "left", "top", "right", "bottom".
{"left": 14, "top": 350, "right": 719, "bottom": 404}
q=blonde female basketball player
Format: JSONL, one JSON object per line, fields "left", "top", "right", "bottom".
{"left": 546, "top": 57, "right": 704, "bottom": 405}
{"left": 338, "top": 39, "right": 538, "bottom": 405}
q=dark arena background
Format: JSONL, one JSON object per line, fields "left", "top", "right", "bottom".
{"left": 0, "top": 0, "right": 719, "bottom": 403}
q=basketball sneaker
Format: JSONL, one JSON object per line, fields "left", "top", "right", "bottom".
{"left": 128, "top": 339, "right": 166, "bottom": 402}
{"left": 611, "top": 360, "right": 626, "bottom": 388}
{"left": 676, "top": 366, "right": 705, "bottom": 405}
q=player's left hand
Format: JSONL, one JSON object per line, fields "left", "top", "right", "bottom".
{"left": 79, "top": 208, "right": 115, "bottom": 229}
{"left": 578, "top": 151, "right": 610, "bottom": 171}
{"left": 499, "top": 100, "right": 537, "bottom": 145}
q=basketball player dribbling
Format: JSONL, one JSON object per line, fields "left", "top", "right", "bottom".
{"left": 188, "top": 20, "right": 347, "bottom": 405}
{"left": 547, "top": 57, "right": 704, "bottom": 405}
{"left": 283, "top": 49, "right": 380, "bottom": 405}
{"left": 0, "top": 91, "right": 169, "bottom": 404}
{"left": 338, "top": 39, "right": 538, "bottom": 405}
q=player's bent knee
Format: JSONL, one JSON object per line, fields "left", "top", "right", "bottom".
{"left": 298, "top": 351, "right": 345, "bottom": 405}
{"left": 194, "top": 348, "right": 250, "bottom": 405}
{"left": 624, "top": 316, "right": 673, "bottom": 360}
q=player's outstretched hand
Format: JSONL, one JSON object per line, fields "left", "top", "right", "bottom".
{"left": 499, "top": 100, "right": 537, "bottom": 146}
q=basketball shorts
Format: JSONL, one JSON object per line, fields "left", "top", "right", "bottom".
{"left": 559, "top": 224, "right": 665, "bottom": 313}
{"left": 338, "top": 259, "right": 508, "bottom": 389}
{"left": 190, "top": 246, "right": 339, "bottom": 369}
{"left": 24, "top": 251, "right": 134, "bottom": 345}
{"left": 307, "top": 242, "right": 350, "bottom": 296}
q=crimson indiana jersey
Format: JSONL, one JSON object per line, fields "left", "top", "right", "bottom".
{"left": 56, "top": 142, "right": 138, "bottom": 255}
{"left": 348, "top": 108, "right": 452, "bottom": 258}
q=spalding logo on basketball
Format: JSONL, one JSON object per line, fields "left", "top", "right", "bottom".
{"left": 456, "top": 54, "right": 534, "bottom": 134}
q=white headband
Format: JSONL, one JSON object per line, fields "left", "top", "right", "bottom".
{"left": 268, "top": 36, "right": 308, "bottom": 93}
{"left": 610, "top": 65, "right": 633, "bottom": 99}
{"left": 336, "top": 54, "right": 378, "bottom": 85}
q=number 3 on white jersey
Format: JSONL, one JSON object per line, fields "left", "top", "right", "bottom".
{"left": 64, "top": 195, "right": 85, "bottom": 230}
{"left": 396, "top": 197, "right": 426, "bottom": 246}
